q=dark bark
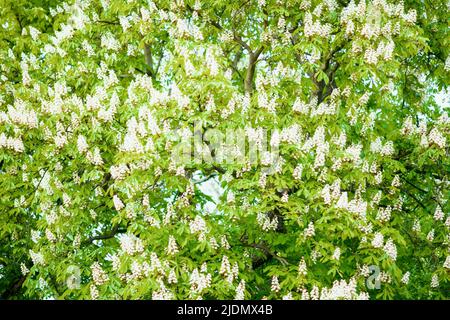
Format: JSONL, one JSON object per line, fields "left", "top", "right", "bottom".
{"left": 83, "top": 224, "right": 127, "bottom": 245}
{"left": 144, "top": 44, "right": 154, "bottom": 79}
{"left": 1, "top": 275, "right": 26, "bottom": 299}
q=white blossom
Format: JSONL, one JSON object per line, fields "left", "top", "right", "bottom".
{"left": 372, "top": 232, "right": 384, "bottom": 248}
{"left": 113, "top": 195, "right": 124, "bottom": 211}
{"left": 234, "top": 279, "right": 246, "bottom": 300}
{"left": 383, "top": 239, "right": 397, "bottom": 261}
{"left": 430, "top": 274, "right": 439, "bottom": 288}
{"left": 434, "top": 206, "right": 444, "bottom": 221}
{"left": 332, "top": 247, "right": 341, "bottom": 261}
{"left": 271, "top": 275, "right": 280, "bottom": 293}
{"left": 401, "top": 272, "right": 410, "bottom": 284}
{"left": 304, "top": 222, "right": 315, "bottom": 238}
{"left": 443, "top": 256, "right": 450, "bottom": 269}
{"left": 429, "top": 128, "right": 446, "bottom": 149}
{"left": 167, "top": 235, "right": 179, "bottom": 255}
{"left": 119, "top": 233, "right": 144, "bottom": 255}
{"left": 29, "top": 250, "right": 45, "bottom": 266}
{"left": 91, "top": 262, "right": 109, "bottom": 285}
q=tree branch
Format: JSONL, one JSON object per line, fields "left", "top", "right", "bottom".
{"left": 193, "top": 173, "right": 218, "bottom": 184}
{"left": 144, "top": 43, "right": 155, "bottom": 79}
{"left": 240, "top": 235, "right": 290, "bottom": 269}
{"left": 83, "top": 225, "right": 127, "bottom": 245}
{"left": 1, "top": 274, "right": 26, "bottom": 299}
{"left": 401, "top": 176, "right": 444, "bottom": 209}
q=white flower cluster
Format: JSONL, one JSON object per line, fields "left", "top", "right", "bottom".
{"left": 152, "top": 280, "right": 174, "bottom": 300}
{"left": 168, "top": 269, "right": 178, "bottom": 284}
{"left": 45, "top": 229, "right": 57, "bottom": 243}
{"left": 298, "top": 257, "right": 307, "bottom": 276}
{"left": 91, "top": 262, "right": 109, "bottom": 285}
{"left": 205, "top": 48, "right": 219, "bottom": 76}
{"left": 149, "top": 252, "right": 163, "bottom": 274}
{"left": 227, "top": 191, "right": 235, "bottom": 203}
{"left": 364, "top": 40, "right": 395, "bottom": 65}
{"left": 189, "top": 215, "right": 207, "bottom": 234}
{"left": 434, "top": 206, "right": 444, "bottom": 221}
{"left": 321, "top": 180, "right": 341, "bottom": 206}
{"left": 51, "top": 23, "right": 74, "bottom": 47}
{"left": 427, "top": 229, "right": 435, "bottom": 242}
{"left": 336, "top": 192, "right": 348, "bottom": 209}
{"left": 234, "top": 279, "right": 246, "bottom": 300}
{"left": 28, "top": 26, "right": 41, "bottom": 40}
{"left": 257, "top": 91, "right": 277, "bottom": 113}
{"left": 293, "top": 164, "right": 303, "bottom": 180}
{"left": 166, "top": 235, "right": 179, "bottom": 256}
{"left": 29, "top": 250, "right": 45, "bottom": 266}
{"left": 0, "top": 134, "right": 24, "bottom": 153}
{"left": 383, "top": 239, "right": 397, "bottom": 261}
{"left": 391, "top": 175, "right": 401, "bottom": 188}
{"left": 7, "top": 99, "right": 38, "bottom": 128}
{"left": 219, "top": 255, "right": 230, "bottom": 276}
{"left": 271, "top": 275, "right": 280, "bottom": 293}
{"left": 292, "top": 97, "right": 313, "bottom": 114}
{"left": 120, "top": 117, "right": 145, "bottom": 153}
{"left": 258, "top": 173, "right": 267, "bottom": 189}
{"left": 310, "top": 102, "right": 337, "bottom": 117}
{"left": 322, "top": 278, "right": 369, "bottom": 300}
{"left": 86, "top": 147, "right": 103, "bottom": 166}
{"left": 127, "top": 260, "right": 149, "bottom": 281}
{"left": 346, "top": 195, "right": 368, "bottom": 219}
{"left": 332, "top": 247, "right": 341, "bottom": 261}
{"left": 343, "top": 143, "right": 362, "bottom": 164}
{"left": 163, "top": 204, "right": 176, "bottom": 225}
{"left": 304, "top": 222, "right": 315, "bottom": 238}
{"left": 281, "top": 124, "right": 302, "bottom": 145}
{"left": 304, "top": 12, "right": 332, "bottom": 38}
{"left": 400, "top": 116, "right": 416, "bottom": 135}
{"left": 113, "top": 195, "right": 124, "bottom": 211}
{"left": 20, "top": 263, "right": 29, "bottom": 276}
{"left": 376, "top": 206, "right": 392, "bottom": 223}
{"left": 119, "top": 15, "right": 132, "bottom": 32}
{"left": 304, "top": 126, "right": 329, "bottom": 169}
{"left": 207, "top": 236, "right": 218, "bottom": 250}
{"left": 303, "top": 278, "right": 369, "bottom": 300}
{"left": 402, "top": 119, "right": 446, "bottom": 150}
{"left": 189, "top": 268, "right": 212, "bottom": 295}
{"left": 90, "top": 284, "right": 99, "bottom": 300}
{"left": 443, "top": 256, "right": 450, "bottom": 269}
{"left": 96, "top": 64, "right": 119, "bottom": 90}
{"left": 101, "top": 32, "right": 120, "bottom": 51}
{"left": 370, "top": 138, "right": 395, "bottom": 156}
{"left": 257, "top": 212, "right": 278, "bottom": 232}
{"left": 81, "top": 39, "right": 94, "bottom": 56}
{"left": 430, "top": 274, "right": 439, "bottom": 288}
{"left": 77, "top": 135, "right": 88, "bottom": 153}
{"left": 445, "top": 55, "right": 450, "bottom": 72}
{"left": 428, "top": 128, "right": 446, "bottom": 149}
{"left": 144, "top": 212, "right": 161, "bottom": 228}
{"left": 119, "top": 233, "right": 144, "bottom": 255}
{"left": 372, "top": 232, "right": 384, "bottom": 248}
{"left": 219, "top": 30, "right": 234, "bottom": 43}
{"left": 321, "top": 184, "right": 332, "bottom": 205}
{"left": 110, "top": 164, "right": 129, "bottom": 180}
{"left": 401, "top": 271, "right": 410, "bottom": 284}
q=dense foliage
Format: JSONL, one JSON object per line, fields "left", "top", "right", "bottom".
{"left": 0, "top": 0, "right": 449, "bottom": 300}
